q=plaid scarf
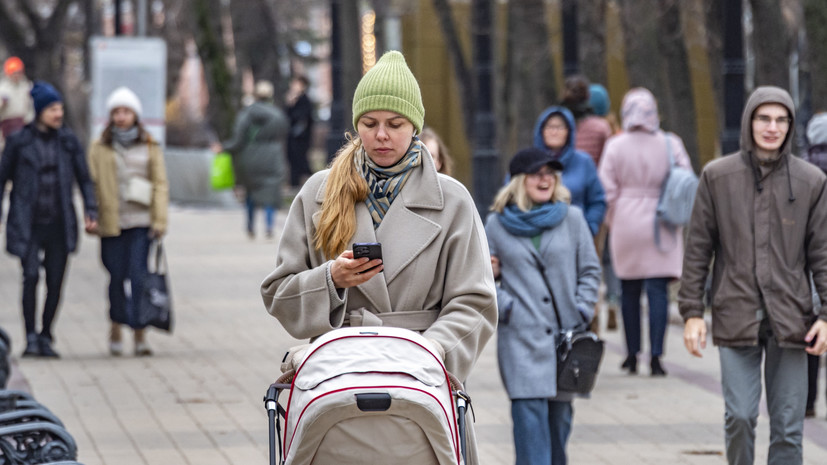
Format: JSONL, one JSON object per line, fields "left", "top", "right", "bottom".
{"left": 356, "top": 138, "right": 423, "bottom": 228}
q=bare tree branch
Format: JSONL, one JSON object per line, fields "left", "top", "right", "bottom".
{"left": 432, "top": 0, "right": 475, "bottom": 142}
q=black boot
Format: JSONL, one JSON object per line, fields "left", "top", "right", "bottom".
{"left": 651, "top": 356, "right": 667, "bottom": 377}
{"left": 621, "top": 355, "right": 637, "bottom": 374}
{"left": 22, "top": 333, "right": 39, "bottom": 357}
{"left": 37, "top": 334, "right": 60, "bottom": 358}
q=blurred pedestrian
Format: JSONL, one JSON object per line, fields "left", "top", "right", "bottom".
{"left": 533, "top": 105, "right": 606, "bottom": 237}
{"left": 0, "top": 81, "right": 98, "bottom": 358}
{"left": 599, "top": 88, "right": 693, "bottom": 376}
{"left": 261, "top": 51, "right": 496, "bottom": 464}
{"left": 680, "top": 86, "right": 827, "bottom": 464}
{"left": 0, "top": 57, "right": 34, "bottom": 146}
{"left": 221, "top": 80, "right": 289, "bottom": 239}
{"left": 486, "top": 147, "right": 600, "bottom": 465}
{"left": 420, "top": 126, "right": 454, "bottom": 176}
{"left": 286, "top": 75, "right": 314, "bottom": 188}
{"left": 88, "top": 86, "right": 169, "bottom": 357}
{"left": 588, "top": 83, "right": 621, "bottom": 331}
{"left": 804, "top": 112, "right": 827, "bottom": 419}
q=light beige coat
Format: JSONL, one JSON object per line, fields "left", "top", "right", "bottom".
{"left": 87, "top": 135, "right": 169, "bottom": 237}
{"left": 261, "top": 152, "right": 497, "bottom": 382}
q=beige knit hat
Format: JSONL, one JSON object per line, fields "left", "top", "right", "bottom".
{"left": 352, "top": 51, "right": 425, "bottom": 134}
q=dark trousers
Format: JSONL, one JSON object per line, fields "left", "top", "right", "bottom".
{"left": 21, "top": 223, "right": 68, "bottom": 341}
{"left": 807, "top": 354, "right": 826, "bottom": 410}
{"left": 620, "top": 277, "right": 670, "bottom": 358}
{"left": 101, "top": 227, "right": 150, "bottom": 329}
{"left": 287, "top": 138, "right": 311, "bottom": 187}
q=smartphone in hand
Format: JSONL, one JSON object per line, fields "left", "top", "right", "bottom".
{"left": 353, "top": 242, "right": 383, "bottom": 273}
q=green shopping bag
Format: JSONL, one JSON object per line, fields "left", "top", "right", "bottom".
{"left": 211, "top": 152, "right": 235, "bottom": 190}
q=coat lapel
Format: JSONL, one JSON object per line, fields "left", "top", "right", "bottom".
{"left": 310, "top": 152, "right": 445, "bottom": 314}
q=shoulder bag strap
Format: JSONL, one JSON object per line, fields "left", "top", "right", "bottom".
{"left": 654, "top": 132, "right": 675, "bottom": 250}
{"left": 531, "top": 248, "right": 588, "bottom": 333}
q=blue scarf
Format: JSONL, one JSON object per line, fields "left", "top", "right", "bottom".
{"left": 498, "top": 202, "right": 569, "bottom": 237}
{"left": 356, "top": 138, "right": 423, "bottom": 228}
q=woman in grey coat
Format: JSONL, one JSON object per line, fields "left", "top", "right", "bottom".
{"left": 486, "top": 147, "right": 600, "bottom": 465}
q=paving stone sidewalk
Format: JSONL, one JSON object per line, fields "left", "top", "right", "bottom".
{"left": 0, "top": 205, "right": 825, "bottom": 464}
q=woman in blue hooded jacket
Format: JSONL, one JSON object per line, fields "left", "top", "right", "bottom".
{"left": 533, "top": 106, "right": 606, "bottom": 236}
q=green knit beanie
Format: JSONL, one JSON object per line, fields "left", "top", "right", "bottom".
{"left": 352, "top": 51, "right": 425, "bottom": 134}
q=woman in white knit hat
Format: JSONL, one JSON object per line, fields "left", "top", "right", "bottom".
{"left": 87, "top": 86, "right": 169, "bottom": 356}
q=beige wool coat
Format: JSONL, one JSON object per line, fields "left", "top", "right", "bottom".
{"left": 261, "top": 151, "right": 498, "bottom": 382}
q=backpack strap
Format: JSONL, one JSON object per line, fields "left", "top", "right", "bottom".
{"left": 654, "top": 132, "right": 678, "bottom": 252}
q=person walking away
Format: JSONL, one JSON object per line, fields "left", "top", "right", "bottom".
{"left": 221, "top": 80, "right": 289, "bottom": 239}
{"left": 532, "top": 106, "right": 606, "bottom": 237}
{"left": 285, "top": 75, "right": 314, "bottom": 188}
{"left": 88, "top": 86, "right": 169, "bottom": 357}
{"left": 680, "top": 86, "right": 827, "bottom": 465}
{"left": 0, "top": 57, "right": 34, "bottom": 148}
{"left": 261, "top": 51, "right": 497, "bottom": 464}
{"left": 804, "top": 112, "right": 827, "bottom": 419}
{"left": 420, "top": 127, "right": 455, "bottom": 176}
{"left": 581, "top": 83, "right": 620, "bottom": 331}
{"left": 486, "top": 147, "right": 600, "bottom": 465}
{"left": 599, "top": 88, "right": 693, "bottom": 376}
{"left": 0, "top": 81, "right": 98, "bottom": 358}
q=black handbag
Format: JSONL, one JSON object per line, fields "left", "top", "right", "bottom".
{"left": 138, "top": 240, "right": 173, "bottom": 332}
{"left": 534, "top": 255, "right": 604, "bottom": 395}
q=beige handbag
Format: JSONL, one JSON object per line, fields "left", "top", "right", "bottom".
{"left": 125, "top": 176, "right": 153, "bottom": 206}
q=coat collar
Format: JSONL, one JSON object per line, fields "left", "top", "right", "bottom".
{"left": 314, "top": 149, "right": 445, "bottom": 312}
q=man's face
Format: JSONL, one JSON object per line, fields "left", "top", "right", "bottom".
{"left": 751, "top": 103, "right": 790, "bottom": 155}
{"left": 38, "top": 102, "right": 64, "bottom": 130}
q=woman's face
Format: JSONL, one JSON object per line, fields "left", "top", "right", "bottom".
{"left": 423, "top": 136, "right": 442, "bottom": 171}
{"left": 542, "top": 115, "right": 569, "bottom": 151}
{"left": 524, "top": 166, "right": 557, "bottom": 204}
{"left": 357, "top": 110, "right": 416, "bottom": 167}
{"left": 111, "top": 107, "right": 137, "bottom": 129}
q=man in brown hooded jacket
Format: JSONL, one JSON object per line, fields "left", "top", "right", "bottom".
{"left": 679, "top": 86, "right": 827, "bottom": 465}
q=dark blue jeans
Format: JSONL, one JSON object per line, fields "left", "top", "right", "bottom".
{"left": 21, "top": 223, "right": 68, "bottom": 340}
{"left": 245, "top": 196, "right": 275, "bottom": 234}
{"left": 101, "top": 227, "right": 151, "bottom": 329}
{"left": 511, "top": 398, "right": 573, "bottom": 465}
{"left": 620, "top": 277, "right": 670, "bottom": 358}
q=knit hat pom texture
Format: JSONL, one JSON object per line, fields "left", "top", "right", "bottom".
{"left": 352, "top": 51, "right": 424, "bottom": 134}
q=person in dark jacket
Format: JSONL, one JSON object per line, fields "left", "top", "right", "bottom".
{"left": 285, "top": 75, "right": 314, "bottom": 188}
{"left": 680, "top": 87, "right": 827, "bottom": 464}
{"left": 804, "top": 112, "right": 827, "bottom": 419}
{"left": 221, "top": 80, "right": 289, "bottom": 239}
{"left": 0, "top": 81, "right": 98, "bottom": 358}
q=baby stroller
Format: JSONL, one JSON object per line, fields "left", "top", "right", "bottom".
{"left": 263, "top": 326, "right": 472, "bottom": 465}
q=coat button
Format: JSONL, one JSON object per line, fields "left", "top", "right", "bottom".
{"left": 543, "top": 297, "right": 550, "bottom": 303}
{"left": 546, "top": 328, "right": 552, "bottom": 335}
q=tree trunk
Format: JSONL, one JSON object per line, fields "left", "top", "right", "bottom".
{"left": 432, "top": 0, "right": 475, "bottom": 144}
{"left": 339, "top": 0, "right": 362, "bottom": 133}
{"left": 191, "top": 0, "right": 237, "bottom": 140}
{"left": 702, "top": 0, "right": 724, "bottom": 135}
{"left": 230, "top": 0, "right": 284, "bottom": 105}
{"left": 749, "top": 0, "right": 790, "bottom": 88}
{"left": 804, "top": 0, "right": 827, "bottom": 112}
{"left": 158, "top": 0, "right": 191, "bottom": 100}
{"left": 620, "top": 0, "right": 699, "bottom": 170}
{"left": 503, "top": 0, "right": 555, "bottom": 155}
{"left": 579, "top": 0, "right": 608, "bottom": 86}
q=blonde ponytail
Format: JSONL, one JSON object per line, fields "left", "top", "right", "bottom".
{"left": 314, "top": 136, "right": 369, "bottom": 259}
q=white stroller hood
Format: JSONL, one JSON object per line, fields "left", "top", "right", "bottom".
{"left": 282, "top": 326, "right": 463, "bottom": 465}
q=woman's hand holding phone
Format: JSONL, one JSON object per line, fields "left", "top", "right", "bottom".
{"left": 330, "top": 245, "right": 384, "bottom": 289}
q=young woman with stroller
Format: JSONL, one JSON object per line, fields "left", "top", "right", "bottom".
{"left": 87, "top": 86, "right": 169, "bottom": 356}
{"left": 260, "top": 51, "right": 497, "bottom": 464}
{"left": 485, "top": 147, "right": 601, "bottom": 465}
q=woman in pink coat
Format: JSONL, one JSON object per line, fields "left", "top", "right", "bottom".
{"left": 598, "top": 88, "right": 693, "bottom": 376}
